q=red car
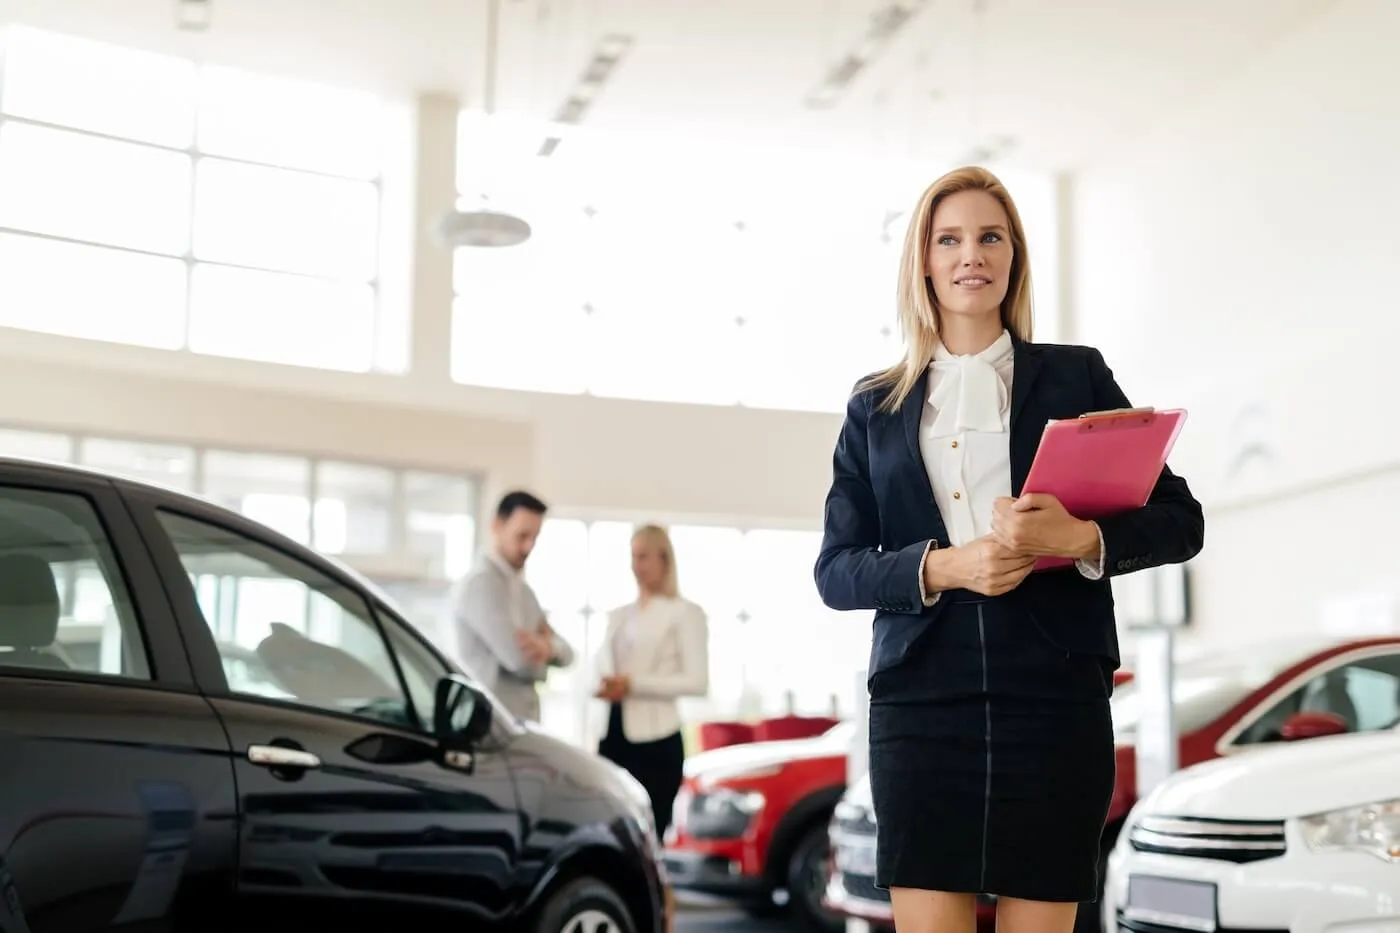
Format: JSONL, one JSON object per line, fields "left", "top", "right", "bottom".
{"left": 664, "top": 721, "right": 853, "bottom": 931}
{"left": 824, "top": 635, "right": 1400, "bottom": 933}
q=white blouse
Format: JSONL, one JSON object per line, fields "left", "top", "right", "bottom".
{"left": 917, "top": 330, "right": 1103, "bottom": 605}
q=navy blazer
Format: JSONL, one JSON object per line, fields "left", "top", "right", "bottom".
{"left": 814, "top": 338, "right": 1204, "bottom": 680}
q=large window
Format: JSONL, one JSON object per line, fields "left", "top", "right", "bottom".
{"left": 0, "top": 26, "right": 397, "bottom": 373}
{"left": 0, "top": 424, "right": 477, "bottom": 651}
{"left": 450, "top": 119, "right": 1061, "bottom": 413}
{"left": 525, "top": 516, "right": 869, "bottom": 745}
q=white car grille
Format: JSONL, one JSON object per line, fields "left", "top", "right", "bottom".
{"left": 1129, "top": 815, "right": 1286, "bottom": 864}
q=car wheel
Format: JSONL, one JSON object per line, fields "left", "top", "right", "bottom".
{"left": 785, "top": 823, "right": 843, "bottom": 933}
{"left": 532, "top": 877, "right": 637, "bottom": 933}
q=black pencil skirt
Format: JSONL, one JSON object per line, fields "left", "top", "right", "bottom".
{"left": 867, "top": 589, "right": 1116, "bottom": 903}
{"left": 598, "top": 702, "right": 686, "bottom": 839}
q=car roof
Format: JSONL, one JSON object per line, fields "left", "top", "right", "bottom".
{"left": 0, "top": 454, "right": 402, "bottom": 606}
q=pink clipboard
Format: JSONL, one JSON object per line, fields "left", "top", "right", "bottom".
{"left": 1021, "top": 407, "right": 1187, "bottom": 571}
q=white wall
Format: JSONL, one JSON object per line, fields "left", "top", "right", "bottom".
{"left": 1072, "top": 0, "right": 1400, "bottom": 644}
{"left": 0, "top": 325, "right": 844, "bottom": 527}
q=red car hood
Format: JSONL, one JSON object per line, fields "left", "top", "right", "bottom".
{"left": 684, "top": 734, "right": 847, "bottom": 785}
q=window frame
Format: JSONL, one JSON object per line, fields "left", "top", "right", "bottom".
{"left": 0, "top": 464, "right": 195, "bottom": 689}
{"left": 127, "top": 491, "right": 426, "bottom": 731}
{"left": 0, "top": 27, "right": 391, "bottom": 373}
{"left": 369, "top": 596, "right": 524, "bottom": 743}
{"left": 1216, "top": 645, "right": 1400, "bottom": 754}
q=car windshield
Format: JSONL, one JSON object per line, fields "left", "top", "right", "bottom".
{"left": 1110, "top": 640, "right": 1327, "bottom": 739}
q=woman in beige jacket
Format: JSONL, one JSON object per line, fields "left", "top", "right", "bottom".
{"left": 594, "top": 524, "right": 710, "bottom": 838}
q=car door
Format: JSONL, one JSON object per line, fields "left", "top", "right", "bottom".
{"left": 0, "top": 465, "right": 238, "bottom": 933}
{"left": 127, "top": 498, "right": 524, "bottom": 931}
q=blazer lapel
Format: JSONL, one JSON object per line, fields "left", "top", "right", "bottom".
{"left": 1008, "top": 338, "right": 1045, "bottom": 496}
{"left": 899, "top": 367, "right": 948, "bottom": 541}
{"left": 901, "top": 368, "right": 930, "bottom": 468}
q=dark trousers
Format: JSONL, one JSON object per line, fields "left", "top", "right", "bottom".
{"left": 598, "top": 702, "right": 685, "bottom": 839}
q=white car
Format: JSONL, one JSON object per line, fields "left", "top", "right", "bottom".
{"left": 1104, "top": 728, "right": 1399, "bottom": 933}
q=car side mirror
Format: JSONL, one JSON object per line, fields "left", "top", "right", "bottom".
{"left": 1278, "top": 710, "right": 1347, "bottom": 741}
{"left": 434, "top": 674, "right": 493, "bottom": 751}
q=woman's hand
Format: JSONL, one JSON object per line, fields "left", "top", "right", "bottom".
{"left": 925, "top": 537, "right": 1037, "bottom": 597}
{"left": 595, "top": 675, "right": 631, "bottom": 702}
{"left": 991, "top": 494, "right": 1100, "bottom": 559}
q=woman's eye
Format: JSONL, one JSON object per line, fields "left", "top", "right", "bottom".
{"left": 938, "top": 235, "right": 958, "bottom": 247}
{"left": 981, "top": 232, "right": 1002, "bottom": 244}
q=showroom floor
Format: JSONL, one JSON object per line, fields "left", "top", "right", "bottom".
{"left": 674, "top": 905, "right": 787, "bottom": 932}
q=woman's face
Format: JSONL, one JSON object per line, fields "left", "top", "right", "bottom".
{"left": 925, "top": 188, "right": 1014, "bottom": 324}
{"left": 632, "top": 538, "right": 668, "bottom": 592}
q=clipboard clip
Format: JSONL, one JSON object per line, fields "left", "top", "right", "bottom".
{"left": 1078, "top": 407, "right": 1154, "bottom": 419}
{"left": 1075, "top": 406, "right": 1156, "bottom": 432}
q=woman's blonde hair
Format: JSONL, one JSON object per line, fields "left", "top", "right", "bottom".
{"left": 864, "top": 165, "right": 1035, "bottom": 413}
{"left": 632, "top": 524, "right": 679, "bottom": 599}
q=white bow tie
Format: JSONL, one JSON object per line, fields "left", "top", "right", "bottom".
{"left": 926, "top": 351, "right": 1009, "bottom": 437}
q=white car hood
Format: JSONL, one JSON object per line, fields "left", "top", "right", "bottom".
{"left": 1148, "top": 730, "right": 1400, "bottom": 820}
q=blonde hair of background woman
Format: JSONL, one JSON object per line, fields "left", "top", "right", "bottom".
{"left": 633, "top": 524, "right": 680, "bottom": 599}
{"left": 863, "top": 165, "right": 1036, "bottom": 414}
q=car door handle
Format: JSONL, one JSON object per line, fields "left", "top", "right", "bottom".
{"left": 247, "top": 744, "right": 321, "bottom": 770}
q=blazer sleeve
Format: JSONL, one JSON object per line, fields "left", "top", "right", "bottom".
{"left": 543, "top": 619, "right": 576, "bottom": 668}
{"left": 1087, "top": 348, "right": 1206, "bottom": 576}
{"left": 453, "top": 572, "right": 536, "bottom": 679}
{"left": 813, "top": 385, "right": 932, "bottom": 614}
{"left": 628, "top": 603, "right": 710, "bottom": 700}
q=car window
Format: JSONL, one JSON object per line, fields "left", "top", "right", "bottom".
{"left": 373, "top": 603, "right": 447, "bottom": 726}
{"left": 155, "top": 509, "right": 423, "bottom": 729}
{"left": 0, "top": 484, "right": 150, "bottom": 680}
{"left": 373, "top": 599, "right": 523, "bottom": 736}
{"left": 1235, "top": 652, "right": 1400, "bottom": 744}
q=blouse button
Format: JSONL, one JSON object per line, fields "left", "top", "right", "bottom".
{"left": 951, "top": 440, "right": 959, "bottom": 448}
{"left": 953, "top": 491, "right": 962, "bottom": 500}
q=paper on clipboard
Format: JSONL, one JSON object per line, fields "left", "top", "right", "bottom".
{"left": 1022, "top": 406, "right": 1188, "bottom": 570}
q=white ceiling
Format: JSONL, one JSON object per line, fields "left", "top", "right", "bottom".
{"left": 0, "top": 0, "right": 1340, "bottom": 170}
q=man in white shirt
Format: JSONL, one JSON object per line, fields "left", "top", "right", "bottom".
{"left": 450, "top": 490, "right": 574, "bottom": 722}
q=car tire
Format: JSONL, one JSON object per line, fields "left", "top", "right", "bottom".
{"left": 785, "top": 823, "right": 843, "bottom": 933}
{"left": 532, "top": 877, "right": 637, "bottom": 933}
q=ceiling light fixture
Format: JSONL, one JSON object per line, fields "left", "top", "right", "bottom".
{"left": 804, "top": 0, "right": 932, "bottom": 110}
{"left": 440, "top": 0, "right": 533, "bottom": 249}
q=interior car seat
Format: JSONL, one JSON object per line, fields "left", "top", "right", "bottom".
{"left": 255, "top": 621, "right": 393, "bottom": 706}
{"left": 1303, "top": 669, "right": 1359, "bottom": 732}
{"left": 0, "top": 553, "right": 69, "bottom": 670}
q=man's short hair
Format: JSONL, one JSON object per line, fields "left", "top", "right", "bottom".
{"left": 495, "top": 490, "right": 548, "bottom": 520}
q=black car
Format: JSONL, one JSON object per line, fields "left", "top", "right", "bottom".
{"left": 0, "top": 456, "right": 669, "bottom": 933}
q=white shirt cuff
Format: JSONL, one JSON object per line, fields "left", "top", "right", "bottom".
{"left": 1075, "top": 522, "right": 1107, "bottom": 581}
{"left": 918, "top": 539, "right": 941, "bottom": 607}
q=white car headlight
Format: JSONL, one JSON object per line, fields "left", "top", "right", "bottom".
{"left": 1298, "top": 798, "right": 1400, "bottom": 862}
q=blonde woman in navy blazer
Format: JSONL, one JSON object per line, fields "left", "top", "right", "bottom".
{"left": 814, "top": 166, "right": 1203, "bottom": 933}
